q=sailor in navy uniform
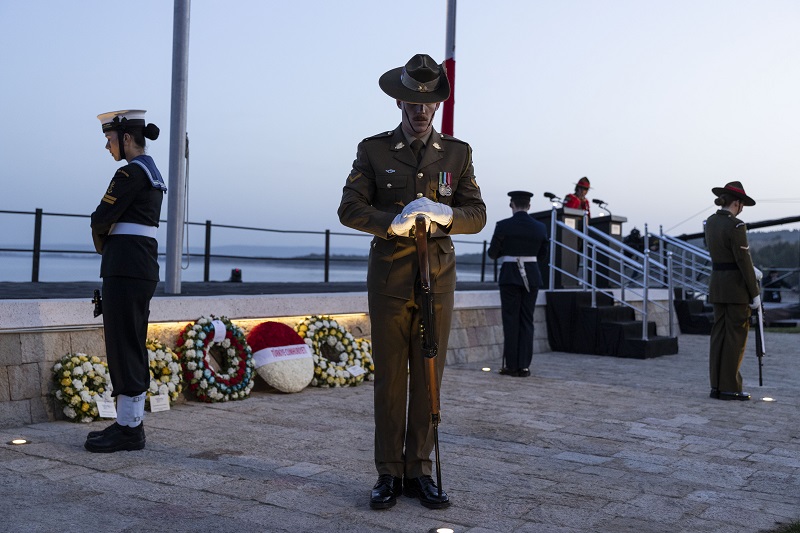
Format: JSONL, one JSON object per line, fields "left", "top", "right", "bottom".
{"left": 487, "top": 191, "right": 548, "bottom": 377}
{"left": 86, "top": 110, "right": 166, "bottom": 452}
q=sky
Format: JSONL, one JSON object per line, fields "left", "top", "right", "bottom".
{"left": 1, "top": 0, "right": 798, "bottom": 257}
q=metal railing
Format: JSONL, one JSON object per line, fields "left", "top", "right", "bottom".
{"left": 1, "top": 208, "right": 490, "bottom": 283}
{"left": 547, "top": 207, "right": 675, "bottom": 339}
{"left": 646, "top": 225, "right": 711, "bottom": 301}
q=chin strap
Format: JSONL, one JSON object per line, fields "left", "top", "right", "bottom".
{"left": 118, "top": 130, "right": 127, "bottom": 161}
{"left": 403, "top": 105, "right": 437, "bottom": 135}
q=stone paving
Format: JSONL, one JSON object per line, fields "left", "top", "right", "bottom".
{"left": 1, "top": 332, "right": 798, "bottom": 533}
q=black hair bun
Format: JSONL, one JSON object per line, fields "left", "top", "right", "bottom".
{"left": 144, "top": 123, "right": 160, "bottom": 141}
{"left": 714, "top": 197, "right": 723, "bottom": 206}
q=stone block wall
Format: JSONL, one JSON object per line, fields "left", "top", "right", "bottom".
{"left": 1, "top": 290, "right": 552, "bottom": 428}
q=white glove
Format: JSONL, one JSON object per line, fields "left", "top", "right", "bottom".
{"left": 401, "top": 197, "right": 453, "bottom": 226}
{"left": 753, "top": 266, "right": 763, "bottom": 281}
{"left": 390, "top": 213, "right": 415, "bottom": 237}
{"left": 750, "top": 295, "right": 761, "bottom": 309}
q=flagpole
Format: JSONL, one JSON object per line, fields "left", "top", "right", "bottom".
{"left": 165, "top": 0, "right": 191, "bottom": 294}
{"left": 441, "top": 0, "right": 457, "bottom": 136}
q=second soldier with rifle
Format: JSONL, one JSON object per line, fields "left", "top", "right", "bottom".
{"left": 338, "top": 53, "right": 486, "bottom": 510}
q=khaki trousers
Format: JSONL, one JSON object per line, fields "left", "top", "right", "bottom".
{"left": 368, "top": 287, "right": 453, "bottom": 479}
{"left": 709, "top": 303, "right": 750, "bottom": 392}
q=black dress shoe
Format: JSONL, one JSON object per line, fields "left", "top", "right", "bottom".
{"left": 84, "top": 423, "right": 145, "bottom": 453}
{"left": 370, "top": 474, "right": 402, "bottom": 510}
{"left": 403, "top": 475, "right": 450, "bottom": 509}
{"left": 498, "top": 367, "right": 518, "bottom": 376}
{"left": 718, "top": 391, "right": 751, "bottom": 401}
{"left": 87, "top": 422, "right": 124, "bottom": 440}
{"left": 709, "top": 388, "right": 720, "bottom": 399}
{"left": 516, "top": 368, "right": 531, "bottom": 377}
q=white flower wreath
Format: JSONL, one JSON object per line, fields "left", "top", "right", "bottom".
{"left": 175, "top": 315, "right": 255, "bottom": 402}
{"left": 52, "top": 353, "right": 112, "bottom": 423}
{"left": 146, "top": 338, "right": 183, "bottom": 405}
{"left": 355, "top": 338, "right": 375, "bottom": 382}
{"left": 295, "top": 315, "right": 371, "bottom": 388}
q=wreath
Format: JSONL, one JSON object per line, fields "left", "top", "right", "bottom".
{"left": 295, "top": 315, "right": 370, "bottom": 388}
{"left": 355, "top": 338, "right": 375, "bottom": 381}
{"left": 247, "top": 321, "right": 314, "bottom": 393}
{"left": 175, "top": 315, "right": 255, "bottom": 402}
{"left": 146, "top": 338, "right": 183, "bottom": 405}
{"left": 52, "top": 353, "right": 112, "bottom": 423}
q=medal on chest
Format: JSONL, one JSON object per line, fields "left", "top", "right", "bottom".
{"left": 438, "top": 172, "right": 452, "bottom": 196}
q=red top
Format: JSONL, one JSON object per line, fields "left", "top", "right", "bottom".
{"left": 564, "top": 193, "right": 590, "bottom": 215}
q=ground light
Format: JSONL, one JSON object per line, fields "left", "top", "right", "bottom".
{"left": 8, "top": 438, "right": 30, "bottom": 445}
{"left": 481, "top": 367, "right": 491, "bottom": 372}
{"left": 761, "top": 397, "right": 776, "bottom": 402}
{"left": 428, "top": 528, "right": 455, "bottom": 533}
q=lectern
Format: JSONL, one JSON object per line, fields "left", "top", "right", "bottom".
{"left": 589, "top": 214, "right": 627, "bottom": 287}
{"left": 531, "top": 207, "right": 586, "bottom": 289}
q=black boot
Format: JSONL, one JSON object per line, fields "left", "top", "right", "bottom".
{"left": 87, "top": 422, "right": 122, "bottom": 440}
{"left": 84, "top": 422, "right": 145, "bottom": 453}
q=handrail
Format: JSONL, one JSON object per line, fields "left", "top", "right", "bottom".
{"left": 547, "top": 207, "right": 675, "bottom": 340}
{"left": 656, "top": 227, "right": 710, "bottom": 259}
{"left": 0, "top": 208, "right": 489, "bottom": 283}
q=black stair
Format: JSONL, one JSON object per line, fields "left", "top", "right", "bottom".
{"left": 674, "top": 298, "right": 714, "bottom": 335}
{"left": 546, "top": 291, "right": 679, "bottom": 358}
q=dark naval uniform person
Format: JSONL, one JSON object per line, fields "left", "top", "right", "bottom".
{"left": 705, "top": 181, "right": 760, "bottom": 401}
{"left": 338, "top": 53, "right": 486, "bottom": 510}
{"left": 487, "top": 191, "right": 548, "bottom": 377}
{"left": 86, "top": 110, "right": 166, "bottom": 452}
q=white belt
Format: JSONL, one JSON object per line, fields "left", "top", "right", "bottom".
{"left": 109, "top": 222, "right": 158, "bottom": 238}
{"left": 501, "top": 256, "right": 537, "bottom": 263}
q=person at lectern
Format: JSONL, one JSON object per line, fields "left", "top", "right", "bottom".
{"left": 563, "top": 176, "right": 591, "bottom": 215}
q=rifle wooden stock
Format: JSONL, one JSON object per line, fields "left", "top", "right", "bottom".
{"left": 414, "top": 215, "right": 443, "bottom": 494}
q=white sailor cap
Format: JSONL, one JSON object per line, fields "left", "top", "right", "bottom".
{"left": 97, "top": 109, "right": 147, "bottom": 133}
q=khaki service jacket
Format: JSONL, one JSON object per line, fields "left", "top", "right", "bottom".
{"left": 705, "top": 210, "right": 759, "bottom": 304}
{"left": 338, "top": 126, "right": 486, "bottom": 299}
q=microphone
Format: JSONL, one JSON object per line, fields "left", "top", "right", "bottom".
{"left": 544, "top": 192, "right": 556, "bottom": 200}
{"left": 592, "top": 198, "right": 607, "bottom": 206}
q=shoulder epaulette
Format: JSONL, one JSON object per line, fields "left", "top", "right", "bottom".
{"left": 361, "top": 131, "right": 394, "bottom": 142}
{"left": 439, "top": 133, "right": 469, "bottom": 146}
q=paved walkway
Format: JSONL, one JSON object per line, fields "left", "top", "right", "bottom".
{"left": 1, "top": 333, "right": 798, "bottom": 533}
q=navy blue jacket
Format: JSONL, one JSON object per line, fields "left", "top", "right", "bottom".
{"left": 487, "top": 211, "right": 549, "bottom": 288}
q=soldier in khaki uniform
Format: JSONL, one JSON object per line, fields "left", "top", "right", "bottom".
{"left": 705, "top": 181, "right": 760, "bottom": 401}
{"left": 338, "top": 54, "right": 486, "bottom": 510}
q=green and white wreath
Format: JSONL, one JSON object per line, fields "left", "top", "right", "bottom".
{"left": 146, "top": 338, "right": 183, "bottom": 405}
{"left": 295, "top": 315, "right": 370, "bottom": 388}
{"left": 52, "top": 353, "right": 112, "bottom": 423}
{"left": 176, "top": 315, "right": 255, "bottom": 402}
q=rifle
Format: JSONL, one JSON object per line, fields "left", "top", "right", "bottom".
{"left": 414, "top": 214, "right": 443, "bottom": 497}
{"left": 92, "top": 289, "right": 103, "bottom": 317}
{"left": 753, "top": 303, "right": 766, "bottom": 386}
